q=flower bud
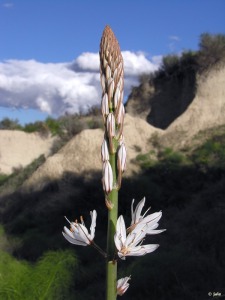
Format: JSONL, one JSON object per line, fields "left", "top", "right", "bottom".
{"left": 106, "top": 113, "right": 116, "bottom": 138}
{"left": 114, "top": 86, "right": 120, "bottom": 109}
{"left": 113, "top": 67, "right": 118, "bottom": 82}
{"left": 116, "top": 103, "right": 125, "bottom": 126}
{"left": 102, "top": 161, "right": 113, "bottom": 194}
{"left": 117, "top": 276, "right": 131, "bottom": 296}
{"left": 106, "top": 65, "right": 111, "bottom": 80}
{"left": 100, "top": 74, "right": 106, "bottom": 92}
{"left": 103, "top": 57, "right": 107, "bottom": 68}
{"left": 101, "top": 138, "right": 109, "bottom": 162}
{"left": 118, "top": 134, "right": 125, "bottom": 146}
{"left": 108, "top": 78, "right": 115, "bottom": 101}
{"left": 117, "top": 143, "right": 126, "bottom": 172}
{"left": 101, "top": 93, "right": 109, "bottom": 117}
{"left": 117, "top": 76, "right": 123, "bottom": 90}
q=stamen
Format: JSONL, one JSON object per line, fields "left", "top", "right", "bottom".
{"left": 142, "top": 207, "right": 151, "bottom": 218}
{"left": 64, "top": 216, "right": 71, "bottom": 224}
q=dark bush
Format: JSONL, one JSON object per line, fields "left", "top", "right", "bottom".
{"left": 0, "top": 117, "right": 22, "bottom": 130}
{"left": 198, "top": 33, "right": 225, "bottom": 72}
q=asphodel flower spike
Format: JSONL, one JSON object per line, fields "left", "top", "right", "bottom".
{"left": 100, "top": 25, "right": 124, "bottom": 115}
{"left": 62, "top": 210, "right": 97, "bottom": 246}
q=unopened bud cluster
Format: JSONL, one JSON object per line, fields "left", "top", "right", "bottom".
{"left": 100, "top": 26, "right": 126, "bottom": 196}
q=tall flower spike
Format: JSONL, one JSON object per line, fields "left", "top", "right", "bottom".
{"left": 100, "top": 25, "right": 124, "bottom": 114}
{"left": 62, "top": 210, "right": 97, "bottom": 246}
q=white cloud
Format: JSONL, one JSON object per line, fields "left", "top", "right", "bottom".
{"left": 122, "top": 51, "right": 159, "bottom": 76}
{"left": 73, "top": 52, "right": 99, "bottom": 71}
{"left": 0, "top": 51, "right": 160, "bottom": 116}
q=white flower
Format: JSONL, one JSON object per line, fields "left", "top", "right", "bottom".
{"left": 114, "top": 215, "right": 159, "bottom": 260}
{"left": 117, "top": 276, "right": 131, "bottom": 296}
{"left": 130, "top": 197, "right": 165, "bottom": 235}
{"left": 62, "top": 210, "right": 97, "bottom": 246}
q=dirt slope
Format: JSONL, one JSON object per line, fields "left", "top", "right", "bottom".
{"left": 160, "top": 67, "right": 225, "bottom": 148}
{"left": 22, "top": 114, "right": 163, "bottom": 191}
{"left": 0, "top": 130, "right": 55, "bottom": 174}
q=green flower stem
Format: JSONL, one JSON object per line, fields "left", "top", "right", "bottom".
{"left": 106, "top": 151, "right": 118, "bottom": 300}
{"left": 106, "top": 260, "right": 117, "bottom": 300}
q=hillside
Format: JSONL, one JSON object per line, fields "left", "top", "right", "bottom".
{"left": 0, "top": 130, "right": 56, "bottom": 174}
{"left": 126, "top": 67, "right": 225, "bottom": 149}
{"left": 22, "top": 114, "right": 162, "bottom": 191}
{"left": 160, "top": 67, "right": 225, "bottom": 148}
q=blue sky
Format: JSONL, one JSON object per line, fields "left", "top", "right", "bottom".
{"left": 0, "top": 0, "right": 224, "bottom": 125}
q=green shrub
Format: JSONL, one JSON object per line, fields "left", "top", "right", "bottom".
{"left": 136, "top": 151, "right": 156, "bottom": 169}
{"left": 192, "top": 135, "right": 225, "bottom": 168}
{"left": 158, "top": 147, "right": 187, "bottom": 165}
{"left": 0, "top": 155, "right": 45, "bottom": 195}
{"left": 45, "top": 117, "right": 62, "bottom": 136}
{"left": 0, "top": 250, "right": 77, "bottom": 300}
{"left": 23, "top": 121, "right": 49, "bottom": 137}
{"left": 0, "top": 173, "right": 10, "bottom": 186}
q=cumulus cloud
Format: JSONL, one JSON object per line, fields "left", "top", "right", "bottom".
{"left": 0, "top": 51, "right": 161, "bottom": 116}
